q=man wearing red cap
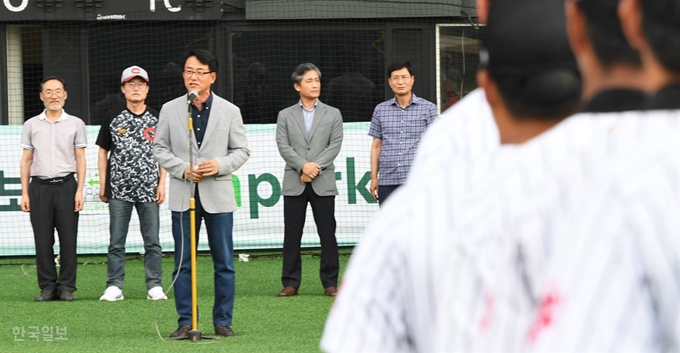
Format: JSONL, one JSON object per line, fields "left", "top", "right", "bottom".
{"left": 96, "top": 65, "right": 168, "bottom": 302}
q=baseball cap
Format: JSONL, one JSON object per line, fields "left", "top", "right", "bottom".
{"left": 481, "top": 0, "right": 580, "bottom": 107}
{"left": 121, "top": 65, "right": 149, "bottom": 83}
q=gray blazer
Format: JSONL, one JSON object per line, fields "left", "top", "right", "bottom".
{"left": 154, "top": 93, "right": 250, "bottom": 213}
{"left": 276, "top": 100, "right": 343, "bottom": 196}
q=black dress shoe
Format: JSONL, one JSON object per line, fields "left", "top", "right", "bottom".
{"left": 57, "top": 291, "right": 75, "bottom": 302}
{"left": 214, "top": 324, "right": 235, "bottom": 337}
{"left": 35, "top": 289, "right": 56, "bottom": 302}
{"left": 169, "top": 325, "right": 192, "bottom": 340}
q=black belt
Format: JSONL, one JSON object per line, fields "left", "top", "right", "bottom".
{"left": 33, "top": 173, "right": 74, "bottom": 187}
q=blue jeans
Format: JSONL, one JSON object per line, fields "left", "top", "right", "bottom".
{"left": 171, "top": 192, "right": 235, "bottom": 326}
{"left": 106, "top": 198, "right": 163, "bottom": 290}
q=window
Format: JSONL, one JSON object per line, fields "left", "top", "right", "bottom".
{"left": 436, "top": 24, "right": 484, "bottom": 114}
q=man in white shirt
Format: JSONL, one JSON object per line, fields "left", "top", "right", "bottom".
{"left": 324, "top": 0, "right": 677, "bottom": 350}
{"left": 527, "top": 0, "right": 680, "bottom": 350}
{"left": 321, "top": 0, "right": 583, "bottom": 351}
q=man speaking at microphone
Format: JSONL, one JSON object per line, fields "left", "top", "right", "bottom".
{"left": 154, "top": 49, "right": 250, "bottom": 339}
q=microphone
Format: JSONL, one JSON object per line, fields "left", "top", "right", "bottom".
{"left": 186, "top": 90, "right": 198, "bottom": 112}
{"left": 188, "top": 90, "right": 198, "bottom": 101}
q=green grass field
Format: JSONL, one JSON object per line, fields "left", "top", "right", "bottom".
{"left": 0, "top": 252, "right": 350, "bottom": 353}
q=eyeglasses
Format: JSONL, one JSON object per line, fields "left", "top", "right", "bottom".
{"left": 183, "top": 70, "right": 214, "bottom": 78}
{"left": 42, "top": 89, "right": 64, "bottom": 97}
{"left": 124, "top": 81, "right": 148, "bottom": 88}
{"left": 390, "top": 75, "right": 412, "bottom": 82}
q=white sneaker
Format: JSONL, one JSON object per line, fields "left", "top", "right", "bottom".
{"left": 99, "top": 286, "right": 124, "bottom": 301}
{"left": 147, "top": 286, "right": 168, "bottom": 300}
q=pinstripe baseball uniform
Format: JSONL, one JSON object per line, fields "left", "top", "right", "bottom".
{"left": 407, "top": 88, "right": 497, "bottom": 183}
{"left": 526, "top": 127, "right": 680, "bottom": 352}
{"left": 429, "top": 111, "right": 665, "bottom": 353}
{"left": 321, "top": 88, "right": 495, "bottom": 353}
{"left": 322, "top": 90, "right": 652, "bottom": 352}
{"left": 526, "top": 90, "right": 680, "bottom": 351}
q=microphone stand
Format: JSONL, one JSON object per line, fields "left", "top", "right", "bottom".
{"left": 185, "top": 95, "right": 214, "bottom": 342}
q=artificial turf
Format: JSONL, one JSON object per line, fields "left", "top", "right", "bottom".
{"left": 0, "top": 252, "right": 350, "bottom": 353}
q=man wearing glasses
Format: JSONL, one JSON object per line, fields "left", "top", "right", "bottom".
{"left": 154, "top": 50, "right": 250, "bottom": 339}
{"left": 369, "top": 60, "right": 438, "bottom": 206}
{"left": 96, "top": 66, "right": 168, "bottom": 302}
{"left": 20, "top": 76, "right": 87, "bottom": 302}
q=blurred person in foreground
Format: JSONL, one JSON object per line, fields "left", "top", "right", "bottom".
{"left": 525, "top": 0, "right": 680, "bottom": 350}
{"left": 321, "top": 0, "right": 583, "bottom": 350}
{"left": 324, "top": 0, "right": 680, "bottom": 350}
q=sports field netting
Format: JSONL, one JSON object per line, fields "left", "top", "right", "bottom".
{"left": 0, "top": 0, "right": 484, "bottom": 263}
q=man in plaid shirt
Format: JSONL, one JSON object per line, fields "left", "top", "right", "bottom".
{"left": 369, "top": 60, "right": 438, "bottom": 206}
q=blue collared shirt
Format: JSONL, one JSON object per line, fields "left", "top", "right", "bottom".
{"left": 368, "top": 93, "right": 438, "bottom": 185}
{"left": 192, "top": 92, "right": 213, "bottom": 147}
{"left": 299, "top": 99, "right": 318, "bottom": 135}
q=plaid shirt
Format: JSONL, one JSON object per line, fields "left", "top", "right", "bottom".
{"left": 368, "top": 93, "right": 437, "bottom": 185}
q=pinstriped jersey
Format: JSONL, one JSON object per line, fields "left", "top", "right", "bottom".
{"left": 322, "top": 109, "right": 680, "bottom": 352}
{"left": 407, "top": 88, "right": 498, "bottom": 184}
{"left": 322, "top": 88, "right": 497, "bottom": 353}
{"left": 527, "top": 109, "right": 680, "bottom": 352}
{"left": 426, "top": 111, "right": 666, "bottom": 352}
